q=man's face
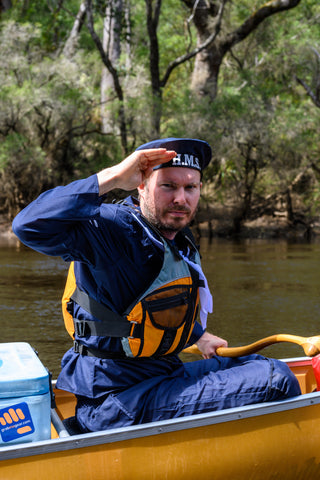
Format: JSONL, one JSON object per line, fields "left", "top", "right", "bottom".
{"left": 138, "top": 167, "right": 202, "bottom": 239}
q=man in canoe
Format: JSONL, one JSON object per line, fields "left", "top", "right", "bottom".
{"left": 12, "top": 138, "right": 300, "bottom": 432}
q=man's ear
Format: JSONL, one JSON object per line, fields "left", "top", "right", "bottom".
{"left": 137, "top": 183, "right": 145, "bottom": 200}
{"left": 137, "top": 183, "right": 145, "bottom": 199}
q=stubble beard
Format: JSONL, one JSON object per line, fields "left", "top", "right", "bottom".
{"left": 141, "top": 199, "right": 197, "bottom": 238}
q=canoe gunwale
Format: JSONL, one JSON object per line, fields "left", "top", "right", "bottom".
{"left": 1, "top": 387, "right": 320, "bottom": 461}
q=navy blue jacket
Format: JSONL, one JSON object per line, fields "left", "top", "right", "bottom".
{"left": 12, "top": 174, "right": 204, "bottom": 398}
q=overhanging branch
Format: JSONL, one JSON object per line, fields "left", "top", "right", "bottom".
{"left": 160, "top": 0, "right": 227, "bottom": 88}
{"left": 227, "top": 0, "right": 302, "bottom": 48}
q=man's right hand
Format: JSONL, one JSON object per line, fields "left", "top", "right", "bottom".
{"left": 97, "top": 148, "right": 176, "bottom": 195}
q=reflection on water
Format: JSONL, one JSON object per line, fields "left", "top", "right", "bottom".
{"left": 1, "top": 238, "right": 320, "bottom": 377}
{"left": 202, "top": 239, "right": 320, "bottom": 361}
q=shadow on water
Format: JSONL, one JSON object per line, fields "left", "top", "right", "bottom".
{"left": 1, "top": 237, "right": 320, "bottom": 377}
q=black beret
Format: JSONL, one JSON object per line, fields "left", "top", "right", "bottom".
{"left": 136, "top": 137, "right": 212, "bottom": 172}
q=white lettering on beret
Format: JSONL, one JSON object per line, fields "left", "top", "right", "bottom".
{"left": 172, "top": 153, "right": 201, "bottom": 170}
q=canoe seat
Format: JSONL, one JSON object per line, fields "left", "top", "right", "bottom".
{"left": 63, "top": 416, "right": 83, "bottom": 436}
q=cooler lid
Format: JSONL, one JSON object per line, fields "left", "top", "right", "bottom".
{"left": 0, "top": 343, "right": 49, "bottom": 398}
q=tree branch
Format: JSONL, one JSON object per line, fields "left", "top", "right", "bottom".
{"left": 225, "top": 0, "right": 302, "bottom": 49}
{"left": 295, "top": 76, "right": 320, "bottom": 108}
{"left": 160, "top": 0, "right": 227, "bottom": 88}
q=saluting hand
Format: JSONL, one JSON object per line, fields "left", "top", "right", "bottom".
{"left": 97, "top": 148, "right": 177, "bottom": 195}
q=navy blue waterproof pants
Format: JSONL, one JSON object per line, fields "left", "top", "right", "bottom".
{"left": 75, "top": 354, "right": 301, "bottom": 432}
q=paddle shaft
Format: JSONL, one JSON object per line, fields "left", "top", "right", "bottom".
{"left": 183, "top": 334, "right": 320, "bottom": 357}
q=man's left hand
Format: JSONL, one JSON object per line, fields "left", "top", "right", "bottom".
{"left": 196, "top": 331, "right": 228, "bottom": 359}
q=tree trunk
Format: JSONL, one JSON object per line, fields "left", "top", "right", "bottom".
{"left": 296, "top": 48, "right": 320, "bottom": 108}
{"left": 101, "top": 0, "right": 123, "bottom": 134}
{"left": 62, "top": 2, "right": 86, "bottom": 58}
{"left": 185, "top": 0, "right": 226, "bottom": 99}
{"left": 0, "top": 0, "right": 12, "bottom": 13}
{"left": 182, "top": 0, "right": 302, "bottom": 100}
{"left": 85, "top": 0, "right": 128, "bottom": 153}
{"left": 191, "top": 42, "right": 225, "bottom": 100}
{"left": 124, "top": 0, "right": 132, "bottom": 72}
{"left": 145, "top": 0, "right": 162, "bottom": 138}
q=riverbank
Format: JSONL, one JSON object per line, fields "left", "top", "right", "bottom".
{"left": 2, "top": 207, "right": 320, "bottom": 248}
{"left": 194, "top": 202, "right": 320, "bottom": 242}
{"left": 0, "top": 215, "right": 18, "bottom": 247}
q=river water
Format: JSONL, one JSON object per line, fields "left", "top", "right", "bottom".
{"left": 1, "top": 237, "right": 320, "bottom": 377}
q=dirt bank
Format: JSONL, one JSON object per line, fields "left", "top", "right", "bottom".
{"left": 2, "top": 206, "right": 320, "bottom": 248}
{"left": 193, "top": 203, "right": 320, "bottom": 242}
{"left": 0, "top": 215, "right": 18, "bottom": 247}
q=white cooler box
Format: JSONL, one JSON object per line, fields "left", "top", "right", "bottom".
{"left": 0, "top": 342, "right": 51, "bottom": 445}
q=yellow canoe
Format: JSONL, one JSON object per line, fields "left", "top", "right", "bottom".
{"left": 1, "top": 357, "right": 320, "bottom": 480}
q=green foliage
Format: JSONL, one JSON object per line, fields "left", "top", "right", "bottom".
{"left": 0, "top": 133, "right": 44, "bottom": 170}
{"left": 3, "top": 0, "right": 94, "bottom": 50}
{"left": 0, "top": 132, "right": 47, "bottom": 218}
{"left": 0, "top": 20, "right": 118, "bottom": 217}
{"left": 1, "top": 0, "right": 320, "bottom": 230}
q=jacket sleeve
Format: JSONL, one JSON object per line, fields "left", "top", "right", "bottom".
{"left": 12, "top": 174, "right": 103, "bottom": 261}
{"left": 187, "top": 321, "right": 205, "bottom": 346}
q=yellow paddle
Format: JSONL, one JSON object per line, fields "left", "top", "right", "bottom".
{"left": 183, "top": 334, "right": 320, "bottom": 358}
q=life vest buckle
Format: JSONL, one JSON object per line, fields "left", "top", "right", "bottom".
{"left": 73, "top": 340, "right": 84, "bottom": 354}
{"left": 128, "top": 320, "right": 138, "bottom": 339}
{"left": 74, "top": 320, "right": 87, "bottom": 338}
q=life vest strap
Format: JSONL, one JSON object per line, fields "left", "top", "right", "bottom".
{"left": 73, "top": 341, "right": 126, "bottom": 359}
{"left": 74, "top": 318, "right": 132, "bottom": 338}
{"left": 71, "top": 287, "right": 132, "bottom": 337}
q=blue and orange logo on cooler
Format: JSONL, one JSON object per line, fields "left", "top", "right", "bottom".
{"left": 0, "top": 402, "right": 34, "bottom": 442}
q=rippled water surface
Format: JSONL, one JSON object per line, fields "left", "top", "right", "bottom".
{"left": 1, "top": 238, "right": 320, "bottom": 377}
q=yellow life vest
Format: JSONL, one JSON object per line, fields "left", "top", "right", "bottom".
{"left": 62, "top": 261, "right": 77, "bottom": 340}
{"left": 62, "top": 233, "right": 201, "bottom": 358}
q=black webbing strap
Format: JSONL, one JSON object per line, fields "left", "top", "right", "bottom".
{"left": 71, "top": 287, "right": 132, "bottom": 338}
{"left": 73, "top": 341, "right": 127, "bottom": 359}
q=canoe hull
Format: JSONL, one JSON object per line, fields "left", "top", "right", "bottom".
{"left": 1, "top": 358, "right": 320, "bottom": 480}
